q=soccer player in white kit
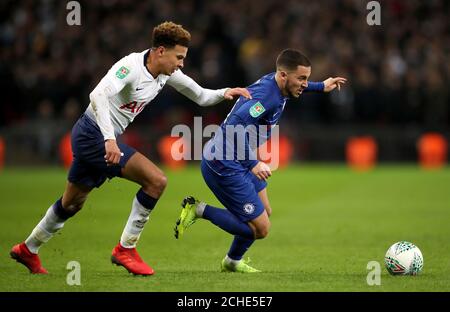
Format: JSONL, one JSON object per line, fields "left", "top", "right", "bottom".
{"left": 10, "top": 21, "right": 251, "bottom": 275}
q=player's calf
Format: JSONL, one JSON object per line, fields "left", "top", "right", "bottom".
{"left": 61, "top": 197, "right": 87, "bottom": 216}
{"left": 61, "top": 182, "right": 92, "bottom": 217}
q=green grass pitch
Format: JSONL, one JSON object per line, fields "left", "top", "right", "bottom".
{"left": 1, "top": 164, "right": 449, "bottom": 292}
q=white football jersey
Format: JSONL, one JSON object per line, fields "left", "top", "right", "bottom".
{"left": 86, "top": 49, "right": 228, "bottom": 140}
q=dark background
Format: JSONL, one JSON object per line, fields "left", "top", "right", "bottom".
{"left": 0, "top": 0, "right": 448, "bottom": 165}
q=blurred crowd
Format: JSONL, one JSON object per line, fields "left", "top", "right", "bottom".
{"left": 0, "top": 0, "right": 449, "bottom": 147}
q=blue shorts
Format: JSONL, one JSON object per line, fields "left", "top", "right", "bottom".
{"left": 68, "top": 113, "right": 136, "bottom": 188}
{"left": 201, "top": 159, "right": 267, "bottom": 222}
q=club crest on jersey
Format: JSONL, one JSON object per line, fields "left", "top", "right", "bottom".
{"left": 249, "top": 102, "right": 266, "bottom": 118}
{"left": 116, "top": 66, "right": 130, "bottom": 79}
{"left": 243, "top": 203, "right": 255, "bottom": 214}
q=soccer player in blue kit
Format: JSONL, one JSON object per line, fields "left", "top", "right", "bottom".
{"left": 10, "top": 21, "right": 251, "bottom": 276}
{"left": 175, "top": 49, "right": 346, "bottom": 272}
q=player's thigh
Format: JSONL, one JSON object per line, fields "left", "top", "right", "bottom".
{"left": 258, "top": 188, "right": 272, "bottom": 217}
{"left": 201, "top": 161, "right": 265, "bottom": 222}
{"left": 62, "top": 181, "right": 93, "bottom": 209}
{"left": 120, "top": 152, "right": 167, "bottom": 196}
{"left": 248, "top": 169, "right": 271, "bottom": 214}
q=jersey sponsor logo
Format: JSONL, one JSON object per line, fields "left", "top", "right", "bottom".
{"left": 136, "top": 86, "right": 144, "bottom": 91}
{"left": 249, "top": 101, "right": 266, "bottom": 118}
{"left": 116, "top": 66, "right": 130, "bottom": 79}
{"left": 243, "top": 203, "right": 255, "bottom": 214}
{"left": 119, "top": 100, "right": 146, "bottom": 114}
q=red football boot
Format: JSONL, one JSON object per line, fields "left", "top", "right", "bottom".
{"left": 111, "top": 243, "right": 154, "bottom": 276}
{"left": 10, "top": 243, "right": 48, "bottom": 274}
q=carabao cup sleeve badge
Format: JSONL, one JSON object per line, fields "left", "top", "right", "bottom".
{"left": 249, "top": 101, "right": 266, "bottom": 117}
{"left": 116, "top": 66, "right": 130, "bottom": 79}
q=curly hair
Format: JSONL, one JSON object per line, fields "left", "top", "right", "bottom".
{"left": 152, "top": 21, "right": 191, "bottom": 48}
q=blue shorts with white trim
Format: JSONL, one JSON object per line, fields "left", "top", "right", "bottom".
{"left": 68, "top": 113, "right": 136, "bottom": 188}
{"left": 201, "top": 159, "right": 267, "bottom": 223}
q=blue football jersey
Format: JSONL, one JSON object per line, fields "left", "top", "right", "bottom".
{"left": 203, "top": 72, "right": 323, "bottom": 175}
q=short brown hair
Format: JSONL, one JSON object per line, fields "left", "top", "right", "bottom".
{"left": 152, "top": 21, "right": 191, "bottom": 48}
{"left": 276, "top": 49, "right": 311, "bottom": 71}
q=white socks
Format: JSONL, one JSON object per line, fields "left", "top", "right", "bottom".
{"left": 224, "top": 254, "right": 241, "bottom": 266}
{"left": 120, "top": 196, "right": 152, "bottom": 248}
{"left": 196, "top": 201, "right": 207, "bottom": 217}
{"left": 25, "top": 205, "right": 66, "bottom": 254}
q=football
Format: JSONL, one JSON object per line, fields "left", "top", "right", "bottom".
{"left": 384, "top": 241, "right": 424, "bottom": 275}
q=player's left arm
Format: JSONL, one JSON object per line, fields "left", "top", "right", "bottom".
{"left": 304, "top": 77, "right": 347, "bottom": 93}
{"left": 166, "top": 70, "right": 251, "bottom": 106}
{"left": 322, "top": 77, "right": 347, "bottom": 92}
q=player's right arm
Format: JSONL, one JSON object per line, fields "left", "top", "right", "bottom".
{"left": 89, "top": 56, "right": 136, "bottom": 165}
{"left": 166, "top": 70, "right": 251, "bottom": 106}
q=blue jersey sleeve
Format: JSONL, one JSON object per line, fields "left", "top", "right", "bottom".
{"left": 231, "top": 98, "right": 273, "bottom": 124}
{"left": 304, "top": 81, "right": 324, "bottom": 92}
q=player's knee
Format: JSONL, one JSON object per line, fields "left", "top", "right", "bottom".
{"left": 158, "top": 174, "right": 168, "bottom": 189}
{"left": 254, "top": 222, "right": 271, "bottom": 239}
{"left": 154, "top": 174, "right": 167, "bottom": 193}
{"left": 143, "top": 173, "right": 167, "bottom": 196}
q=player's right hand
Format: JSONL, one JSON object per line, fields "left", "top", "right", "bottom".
{"left": 251, "top": 161, "right": 272, "bottom": 181}
{"left": 224, "top": 87, "right": 252, "bottom": 100}
{"left": 104, "top": 139, "right": 122, "bottom": 166}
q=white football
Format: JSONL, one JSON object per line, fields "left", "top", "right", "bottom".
{"left": 384, "top": 241, "right": 423, "bottom": 275}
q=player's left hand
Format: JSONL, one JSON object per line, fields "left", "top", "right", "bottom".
{"left": 252, "top": 161, "right": 272, "bottom": 181}
{"left": 224, "top": 88, "right": 252, "bottom": 100}
{"left": 323, "top": 77, "right": 347, "bottom": 92}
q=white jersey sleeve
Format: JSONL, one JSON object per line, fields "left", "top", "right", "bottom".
{"left": 89, "top": 54, "right": 138, "bottom": 140}
{"left": 167, "top": 69, "right": 229, "bottom": 106}
{"left": 102, "top": 54, "right": 138, "bottom": 94}
{"left": 88, "top": 79, "right": 117, "bottom": 140}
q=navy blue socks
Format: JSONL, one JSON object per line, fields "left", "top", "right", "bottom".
{"left": 203, "top": 204, "right": 254, "bottom": 240}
